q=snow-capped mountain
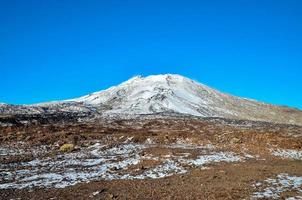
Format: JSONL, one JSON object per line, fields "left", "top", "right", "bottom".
{"left": 1, "top": 74, "right": 302, "bottom": 125}
{"left": 67, "top": 74, "right": 227, "bottom": 116}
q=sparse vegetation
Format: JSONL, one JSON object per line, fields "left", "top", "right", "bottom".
{"left": 59, "top": 143, "right": 74, "bottom": 152}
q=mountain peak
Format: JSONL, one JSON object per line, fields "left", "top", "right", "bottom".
{"left": 73, "top": 74, "right": 216, "bottom": 110}
{"left": 121, "top": 74, "right": 187, "bottom": 86}
{"left": 1, "top": 74, "right": 302, "bottom": 125}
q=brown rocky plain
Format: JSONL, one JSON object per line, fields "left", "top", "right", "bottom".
{"left": 0, "top": 114, "right": 301, "bottom": 199}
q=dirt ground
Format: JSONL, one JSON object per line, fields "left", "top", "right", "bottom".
{"left": 0, "top": 116, "right": 302, "bottom": 199}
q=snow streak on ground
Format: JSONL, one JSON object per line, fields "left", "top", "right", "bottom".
{"left": 180, "top": 152, "right": 241, "bottom": 166}
{"left": 271, "top": 149, "right": 302, "bottom": 160}
{"left": 251, "top": 173, "right": 302, "bottom": 199}
{"left": 0, "top": 139, "right": 245, "bottom": 189}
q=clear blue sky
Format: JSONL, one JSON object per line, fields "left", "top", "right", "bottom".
{"left": 0, "top": 0, "right": 301, "bottom": 109}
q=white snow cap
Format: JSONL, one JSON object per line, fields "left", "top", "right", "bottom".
{"left": 68, "top": 74, "right": 234, "bottom": 116}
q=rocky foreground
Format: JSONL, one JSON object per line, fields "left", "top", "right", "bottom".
{"left": 0, "top": 114, "right": 302, "bottom": 200}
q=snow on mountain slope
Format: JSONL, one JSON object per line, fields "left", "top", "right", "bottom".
{"left": 65, "top": 74, "right": 302, "bottom": 125}
{"left": 68, "top": 74, "right": 227, "bottom": 116}
{"left": 1, "top": 74, "right": 302, "bottom": 125}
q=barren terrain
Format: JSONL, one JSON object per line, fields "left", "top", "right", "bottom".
{"left": 0, "top": 116, "right": 302, "bottom": 199}
{"left": 0, "top": 115, "right": 301, "bottom": 199}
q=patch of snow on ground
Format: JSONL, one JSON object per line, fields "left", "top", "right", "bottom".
{"left": 0, "top": 146, "right": 25, "bottom": 156}
{"left": 122, "top": 159, "right": 187, "bottom": 179}
{"left": 251, "top": 173, "right": 302, "bottom": 199}
{"left": 286, "top": 197, "right": 302, "bottom": 200}
{"left": 0, "top": 141, "right": 246, "bottom": 189}
{"left": 141, "top": 159, "right": 187, "bottom": 179}
{"left": 271, "top": 149, "right": 302, "bottom": 160}
{"left": 180, "top": 152, "right": 242, "bottom": 166}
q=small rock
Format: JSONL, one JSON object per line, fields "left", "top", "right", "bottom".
{"left": 112, "top": 166, "right": 121, "bottom": 171}
{"left": 141, "top": 165, "right": 148, "bottom": 170}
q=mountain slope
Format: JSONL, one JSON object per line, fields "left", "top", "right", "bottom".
{"left": 1, "top": 74, "right": 302, "bottom": 125}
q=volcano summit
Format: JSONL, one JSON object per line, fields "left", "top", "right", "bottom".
{"left": 1, "top": 74, "right": 301, "bottom": 125}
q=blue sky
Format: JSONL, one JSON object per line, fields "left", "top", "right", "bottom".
{"left": 0, "top": 0, "right": 301, "bottom": 109}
